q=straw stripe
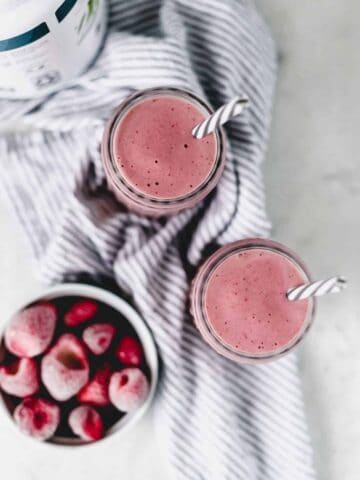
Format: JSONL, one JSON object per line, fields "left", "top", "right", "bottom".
{"left": 0, "top": 1, "right": 316, "bottom": 480}
{"left": 287, "top": 276, "right": 347, "bottom": 301}
{"left": 192, "top": 96, "right": 249, "bottom": 139}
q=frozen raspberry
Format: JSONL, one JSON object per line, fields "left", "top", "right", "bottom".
{"left": 68, "top": 406, "right": 104, "bottom": 442}
{"left": 82, "top": 323, "right": 115, "bottom": 355}
{"left": 41, "top": 334, "right": 89, "bottom": 401}
{"left": 0, "top": 358, "right": 39, "bottom": 397}
{"left": 115, "top": 336, "right": 143, "bottom": 366}
{"left": 5, "top": 303, "right": 57, "bottom": 357}
{"left": 109, "top": 368, "right": 149, "bottom": 413}
{"left": 77, "top": 364, "right": 111, "bottom": 406}
{"left": 14, "top": 397, "right": 60, "bottom": 441}
{"left": 64, "top": 300, "right": 98, "bottom": 327}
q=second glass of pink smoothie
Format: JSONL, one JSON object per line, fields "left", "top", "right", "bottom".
{"left": 102, "top": 87, "right": 226, "bottom": 216}
{"left": 190, "top": 239, "right": 315, "bottom": 364}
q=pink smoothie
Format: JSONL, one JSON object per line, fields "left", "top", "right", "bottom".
{"left": 112, "top": 95, "right": 217, "bottom": 199}
{"left": 204, "top": 248, "right": 310, "bottom": 355}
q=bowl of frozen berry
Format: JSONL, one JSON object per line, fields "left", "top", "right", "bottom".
{"left": 0, "top": 283, "right": 158, "bottom": 445}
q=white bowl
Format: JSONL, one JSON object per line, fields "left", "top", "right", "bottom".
{"left": 0, "top": 283, "right": 159, "bottom": 446}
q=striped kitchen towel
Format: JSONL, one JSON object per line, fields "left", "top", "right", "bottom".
{"left": 0, "top": 1, "right": 316, "bottom": 479}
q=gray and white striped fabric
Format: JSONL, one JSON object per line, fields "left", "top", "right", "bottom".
{"left": 0, "top": 1, "right": 316, "bottom": 479}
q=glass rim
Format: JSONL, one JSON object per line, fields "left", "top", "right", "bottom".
{"left": 191, "top": 239, "right": 316, "bottom": 362}
{"left": 102, "top": 86, "right": 226, "bottom": 209}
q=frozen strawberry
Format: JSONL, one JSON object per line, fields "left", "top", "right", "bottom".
{"left": 115, "top": 336, "right": 143, "bottom": 366}
{"left": 68, "top": 406, "right": 104, "bottom": 442}
{"left": 64, "top": 300, "right": 98, "bottom": 327}
{"left": 82, "top": 323, "right": 115, "bottom": 355}
{"left": 109, "top": 368, "right": 149, "bottom": 413}
{"left": 5, "top": 303, "right": 57, "bottom": 357}
{"left": 14, "top": 397, "right": 60, "bottom": 441}
{"left": 41, "top": 334, "right": 89, "bottom": 401}
{"left": 77, "top": 364, "right": 111, "bottom": 406}
{"left": 0, "top": 358, "right": 39, "bottom": 397}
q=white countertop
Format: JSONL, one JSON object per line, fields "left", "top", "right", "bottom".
{"left": 0, "top": 2, "right": 359, "bottom": 479}
{"left": 258, "top": 2, "right": 360, "bottom": 479}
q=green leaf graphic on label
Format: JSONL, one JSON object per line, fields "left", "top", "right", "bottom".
{"left": 77, "top": 0, "right": 99, "bottom": 38}
{"left": 88, "top": 0, "right": 95, "bottom": 16}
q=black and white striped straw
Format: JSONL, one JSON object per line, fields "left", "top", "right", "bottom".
{"left": 287, "top": 275, "right": 347, "bottom": 301}
{"left": 192, "top": 95, "right": 249, "bottom": 139}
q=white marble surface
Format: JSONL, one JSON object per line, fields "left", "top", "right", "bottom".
{"left": 0, "top": 2, "right": 359, "bottom": 479}
{"left": 257, "top": 2, "right": 360, "bottom": 479}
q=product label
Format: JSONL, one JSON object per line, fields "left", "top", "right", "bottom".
{"left": 55, "top": 0, "right": 78, "bottom": 22}
{"left": 0, "top": 0, "right": 106, "bottom": 98}
{"left": 0, "top": 23, "right": 50, "bottom": 52}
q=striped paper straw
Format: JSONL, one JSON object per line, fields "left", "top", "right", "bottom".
{"left": 287, "top": 275, "right": 347, "bottom": 301}
{"left": 192, "top": 96, "right": 249, "bottom": 139}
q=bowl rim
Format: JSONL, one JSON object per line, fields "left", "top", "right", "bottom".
{"left": 0, "top": 283, "right": 159, "bottom": 447}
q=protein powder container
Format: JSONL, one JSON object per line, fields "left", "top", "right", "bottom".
{"left": 0, "top": 0, "right": 107, "bottom": 99}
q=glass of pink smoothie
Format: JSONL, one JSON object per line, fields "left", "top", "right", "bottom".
{"left": 101, "top": 87, "right": 226, "bottom": 216}
{"left": 190, "top": 239, "right": 315, "bottom": 364}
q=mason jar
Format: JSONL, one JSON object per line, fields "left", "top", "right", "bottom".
{"left": 101, "top": 87, "right": 227, "bottom": 217}
{"left": 190, "top": 238, "right": 315, "bottom": 364}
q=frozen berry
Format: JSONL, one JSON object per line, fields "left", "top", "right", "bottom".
{"left": 82, "top": 323, "right": 115, "bottom": 355}
{"left": 5, "top": 303, "right": 56, "bottom": 357}
{"left": 0, "top": 358, "right": 39, "bottom": 397}
{"left": 109, "top": 368, "right": 149, "bottom": 413}
{"left": 14, "top": 397, "right": 60, "bottom": 441}
{"left": 77, "top": 364, "right": 111, "bottom": 406}
{"left": 41, "top": 334, "right": 89, "bottom": 401}
{"left": 115, "top": 336, "right": 143, "bottom": 366}
{"left": 68, "top": 406, "right": 104, "bottom": 442}
{"left": 64, "top": 300, "right": 98, "bottom": 327}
